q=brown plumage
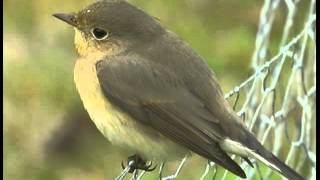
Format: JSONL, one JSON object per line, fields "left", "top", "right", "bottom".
{"left": 53, "top": 1, "right": 304, "bottom": 179}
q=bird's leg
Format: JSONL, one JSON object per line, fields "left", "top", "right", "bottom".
{"left": 121, "top": 154, "right": 157, "bottom": 173}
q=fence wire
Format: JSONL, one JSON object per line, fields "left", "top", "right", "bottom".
{"left": 116, "top": 0, "right": 316, "bottom": 179}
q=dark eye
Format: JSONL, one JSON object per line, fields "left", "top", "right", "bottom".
{"left": 91, "top": 28, "right": 108, "bottom": 40}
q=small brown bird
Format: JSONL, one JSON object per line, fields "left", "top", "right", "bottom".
{"left": 53, "top": 0, "right": 304, "bottom": 179}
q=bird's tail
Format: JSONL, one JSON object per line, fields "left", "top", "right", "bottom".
{"left": 220, "top": 113, "right": 305, "bottom": 179}
{"left": 247, "top": 139, "right": 305, "bottom": 180}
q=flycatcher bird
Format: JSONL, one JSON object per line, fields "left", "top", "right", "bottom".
{"left": 53, "top": 0, "right": 304, "bottom": 179}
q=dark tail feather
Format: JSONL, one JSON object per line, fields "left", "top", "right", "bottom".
{"left": 263, "top": 153, "right": 305, "bottom": 180}
{"left": 242, "top": 157, "right": 254, "bottom": 168}
{"left": 251, "top": 142, "right": 305, "bottom": 180}
{"left": 239, "top": 127, "right": 305, "bottom": 180}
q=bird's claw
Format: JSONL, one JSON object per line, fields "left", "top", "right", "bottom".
{"left": 121, "top": 160, "right": 126, "bottom": 170}
{"left": 144, "top": 162, "right": 157, "bottom": 172}
{"left": 120, "top": 154, "right": 157, "bottom": 173}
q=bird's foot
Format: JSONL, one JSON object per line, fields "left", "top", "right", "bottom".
{"left": 121, "top": 154, "right": 157, "bottom": 173}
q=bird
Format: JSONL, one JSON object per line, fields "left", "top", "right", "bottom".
{"left": 53, "top": 0, "right": 304, "bottom": 179}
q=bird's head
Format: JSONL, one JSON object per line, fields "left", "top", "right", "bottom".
{"left": 53, "top": 0, "right": 164, "bottom": 57}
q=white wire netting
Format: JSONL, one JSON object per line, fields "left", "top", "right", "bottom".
{"left": 116, "top": 0, "right": 316, "bottom": 179}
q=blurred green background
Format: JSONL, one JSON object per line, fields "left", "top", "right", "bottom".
{"left": 4, "top": 0, "right": 310, "bottom": 179}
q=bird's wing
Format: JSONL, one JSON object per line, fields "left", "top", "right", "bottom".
{"left": 96, "top": 55, "right": 246, "bottom": 178}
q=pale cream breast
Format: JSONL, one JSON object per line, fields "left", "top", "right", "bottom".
{"left": 72, "top": 27, "right": 188, "bottom": 160}
{"left": 73, "top": 56, "right": 188, "bottom": 160}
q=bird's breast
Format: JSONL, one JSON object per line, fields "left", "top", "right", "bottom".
{"left": 73, "top": 56, "right": 188, "bottom": 160}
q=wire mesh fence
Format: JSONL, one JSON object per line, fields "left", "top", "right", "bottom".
{"left": 116, "top": 0, "right": 316, "bottom": 179}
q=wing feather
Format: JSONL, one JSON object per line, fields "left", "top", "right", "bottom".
{"left": 96, "top": 55, "right": 246, "bottom": 178}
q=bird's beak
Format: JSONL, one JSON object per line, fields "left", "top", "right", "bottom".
{"left": 53, "top": 13, "right": 77, "bottom": 27}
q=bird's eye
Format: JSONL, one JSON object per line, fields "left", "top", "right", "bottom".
{"left": 91, "top": 28, "right": 109, "bottom": 40}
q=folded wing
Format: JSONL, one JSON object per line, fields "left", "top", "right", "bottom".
{"left": 96, "top": 55, "right": 246, "bottom": 178}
